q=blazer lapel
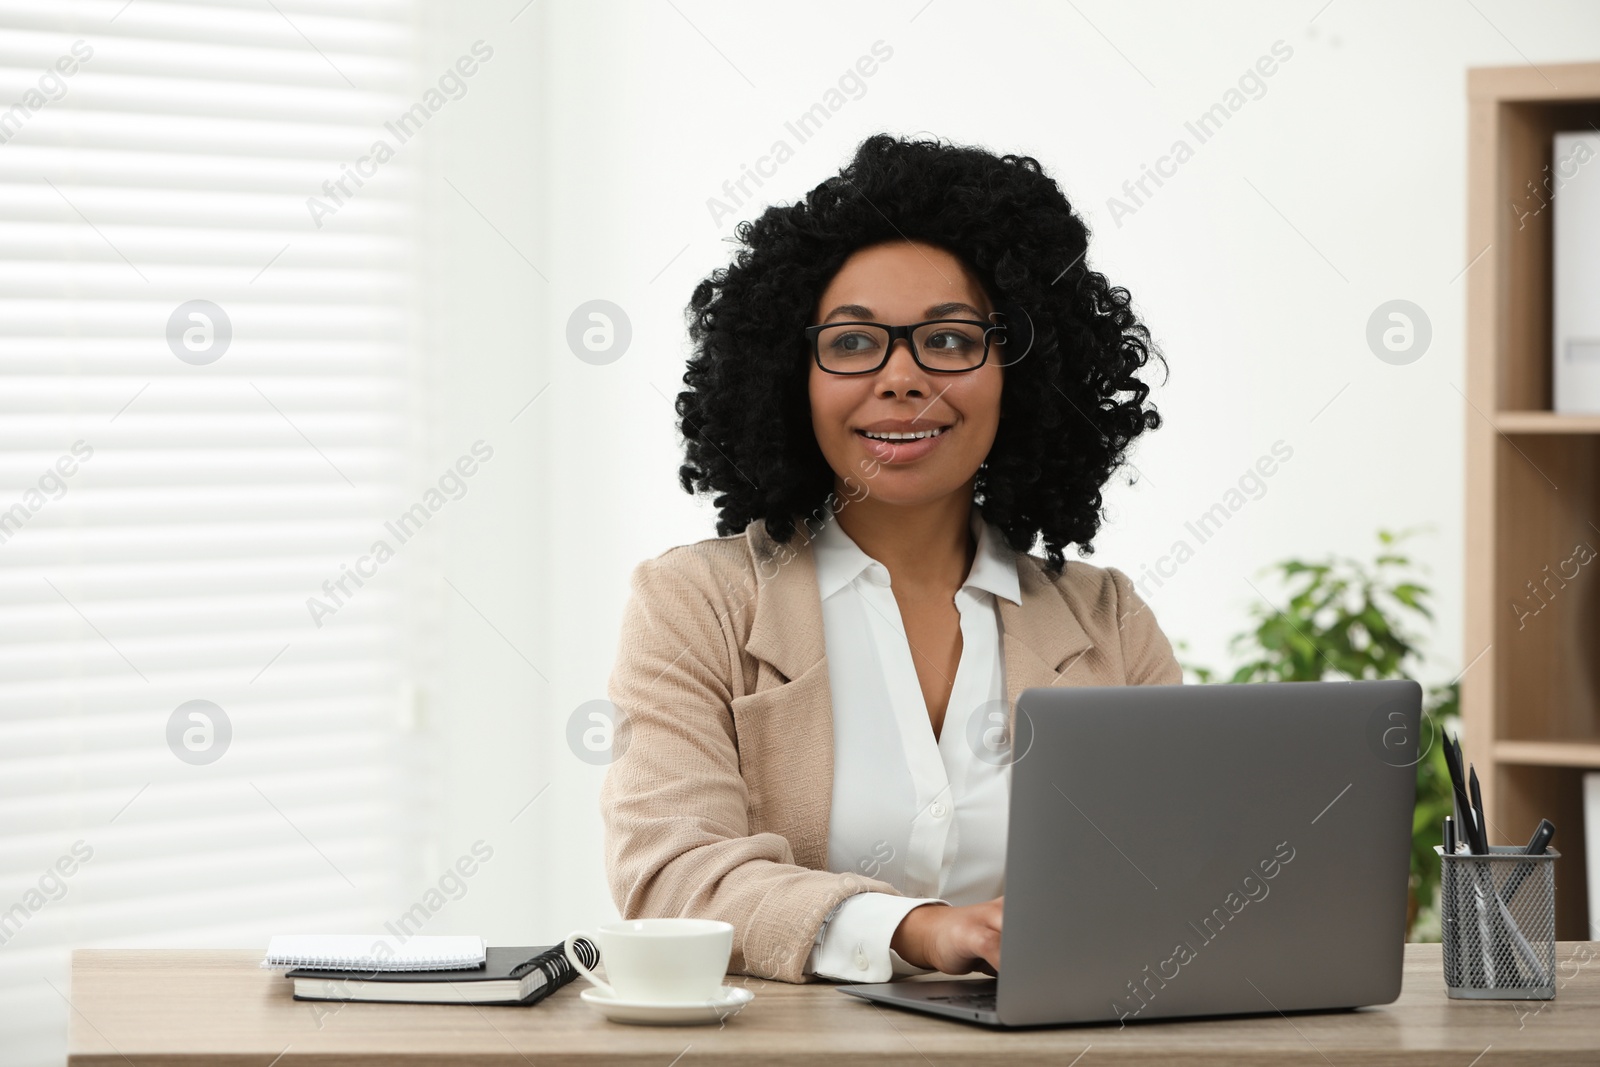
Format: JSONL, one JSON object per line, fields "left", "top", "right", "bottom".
{"left": 738, "top": 518, "right": 1097, "bottom": 872}
{"left": 735, "top": 520, "right": 831, "bottom": 868}
{"left": 998, "top": 552, "right": 1098, "bottom": 714}
{"left": 742, "top": 519, "right": 825, "bottom": 684}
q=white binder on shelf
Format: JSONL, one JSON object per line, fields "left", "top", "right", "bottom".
{"left": 1553, "top": 132, "right": 1600, "bottom": 413}
{"left": 1586, "top": 773, "right": 1600, "bottom": 930}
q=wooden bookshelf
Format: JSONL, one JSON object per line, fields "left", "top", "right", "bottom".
{"left": 1464, "top": 61, "right": 1600, "bottom": 941}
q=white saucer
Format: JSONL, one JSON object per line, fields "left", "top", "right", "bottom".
{"left": 579, "top": 985, "right": 755, "bottom": 1025}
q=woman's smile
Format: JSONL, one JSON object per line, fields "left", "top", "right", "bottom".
{"left": 855, "top": 423, "right": 952, "bottom": 463}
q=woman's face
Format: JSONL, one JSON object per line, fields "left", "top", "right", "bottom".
{"left": 808, "top": 239, "right": 1004, "bottom": 508}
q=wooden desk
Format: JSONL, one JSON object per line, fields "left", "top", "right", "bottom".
{"left": 69, "top": 943, "right": 1600, "bottom": 1065}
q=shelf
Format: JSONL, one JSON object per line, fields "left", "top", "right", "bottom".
{"left": 1496, "top": 740, "right": 1600, "bottom": 768}
{"left": 1465, "top": 64, "right": 1600, "bottom": 941}
{"left": 1470, "top": 62, "right": 1600, "bottom": 102}
{"left": 1495, "top": 412, "right": 1600, "bottom": 434}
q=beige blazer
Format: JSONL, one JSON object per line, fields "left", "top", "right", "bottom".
{"left": 600, "top": 516, "right": 1182, "bottom": 984}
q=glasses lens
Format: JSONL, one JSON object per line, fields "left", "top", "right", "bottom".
{"left": 913, "top": 321, "right": 989, "bottom": 370}
{"left": 815, "top": 324, "right": 890, "bottom": 373}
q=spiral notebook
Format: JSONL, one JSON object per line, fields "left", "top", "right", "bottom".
{"left": 286, "top": 943, "right": 598, "bottom": 1006}
{"left": 264, "top": 934, "right": 487, "bottom": 972}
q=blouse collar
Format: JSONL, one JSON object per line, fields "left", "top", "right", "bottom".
{"left": 811, "top": 506, "right": 1021, "bottom": 606}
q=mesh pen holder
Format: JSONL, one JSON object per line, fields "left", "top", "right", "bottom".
{"left": 1436, "top": 844, "right": 1560, "bottom": 1000}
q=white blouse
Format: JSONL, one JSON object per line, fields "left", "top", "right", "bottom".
{"left": 804, "top": 507, "right": 1017, "bottom": 982}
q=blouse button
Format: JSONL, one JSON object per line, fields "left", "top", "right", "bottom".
{"left": 855, "top": 950, "right": 869, "bottom": 971}
{"left": 930, "top": 801, "right": 948, "bottom": 818}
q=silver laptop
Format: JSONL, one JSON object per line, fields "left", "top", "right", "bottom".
{"left": 838, "top": 679, "right": 1421, "bottom": 1028}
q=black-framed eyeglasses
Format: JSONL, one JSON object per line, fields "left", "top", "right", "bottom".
{"left": 804, "top": 317, "right": 1006, "bottom": 375}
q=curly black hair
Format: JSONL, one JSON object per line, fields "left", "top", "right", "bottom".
{"left": 675, "top": 132, "right": 1167, "bottom": 577}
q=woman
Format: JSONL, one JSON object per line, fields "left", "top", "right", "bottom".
{"left": 600, "top": 133, "right": 1181, "bottom": 986}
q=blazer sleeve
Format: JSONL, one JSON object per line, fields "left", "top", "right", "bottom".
{"left": 599, "top": 554, "right": 902, "bottom": 984}
{"left": 1107, "top": 565, "right": 1183, "bottom": 686}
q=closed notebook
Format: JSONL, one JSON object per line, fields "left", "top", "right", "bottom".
{"left": 286, "top": 943, "right": 597, "bottom": 1006}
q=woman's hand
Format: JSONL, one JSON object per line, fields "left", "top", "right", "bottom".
{"left": 889, "top": 896, "right": 1003, "bottom": 976}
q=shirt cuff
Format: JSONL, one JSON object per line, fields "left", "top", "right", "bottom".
{"left": 805, "top": 892, "right": 948, "bottom": 983}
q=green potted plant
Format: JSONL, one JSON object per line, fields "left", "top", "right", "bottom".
{"left": 1175, "top": 528, "right": 1458, "bottom": 940}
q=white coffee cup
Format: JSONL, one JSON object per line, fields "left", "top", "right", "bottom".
{"left": 563, "top": 918, "right": 733, "bottom": 1004}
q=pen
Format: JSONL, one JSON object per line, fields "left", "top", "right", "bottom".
{"left": 1485, "top": 819, "right": 1557, "bottom": 986}
{"left": 1459, "top": 740, "right": 1485, "bottom": 853}
{"left": 1493, "top": 892, "right": 1540, "bottom": 983}
{"left": 1487, "top": 819, "right": 1547, "bottom": 985}
{"left": 1443, "top": 736, "right": 1493, "bottom": 986}
{"left": 1469, "top": 765, "right": 1489, "bottom": 853}
{"left": 1441, "top": 813, "right": 1460, "bottom": 986}
{"left": 1473, "top": 874, "right": 1497, "bottom": 987}
{"left": 1502, "top": 819, "right": 1556, "bottom": 903}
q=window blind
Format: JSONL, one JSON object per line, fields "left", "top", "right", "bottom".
{"left": 0, "top": 2, "right": 424, "bottom": 1062}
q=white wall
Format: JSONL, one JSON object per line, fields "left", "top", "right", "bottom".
{"left": 409, "top": 3, "right": 551, "bottom": 946}
{"left": 418, "top": 0, "right": 1600, "bottom": 940}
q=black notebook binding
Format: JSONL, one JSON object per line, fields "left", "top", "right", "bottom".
{"left": 512, "top": 937, "right": 599, "bottom": 989}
